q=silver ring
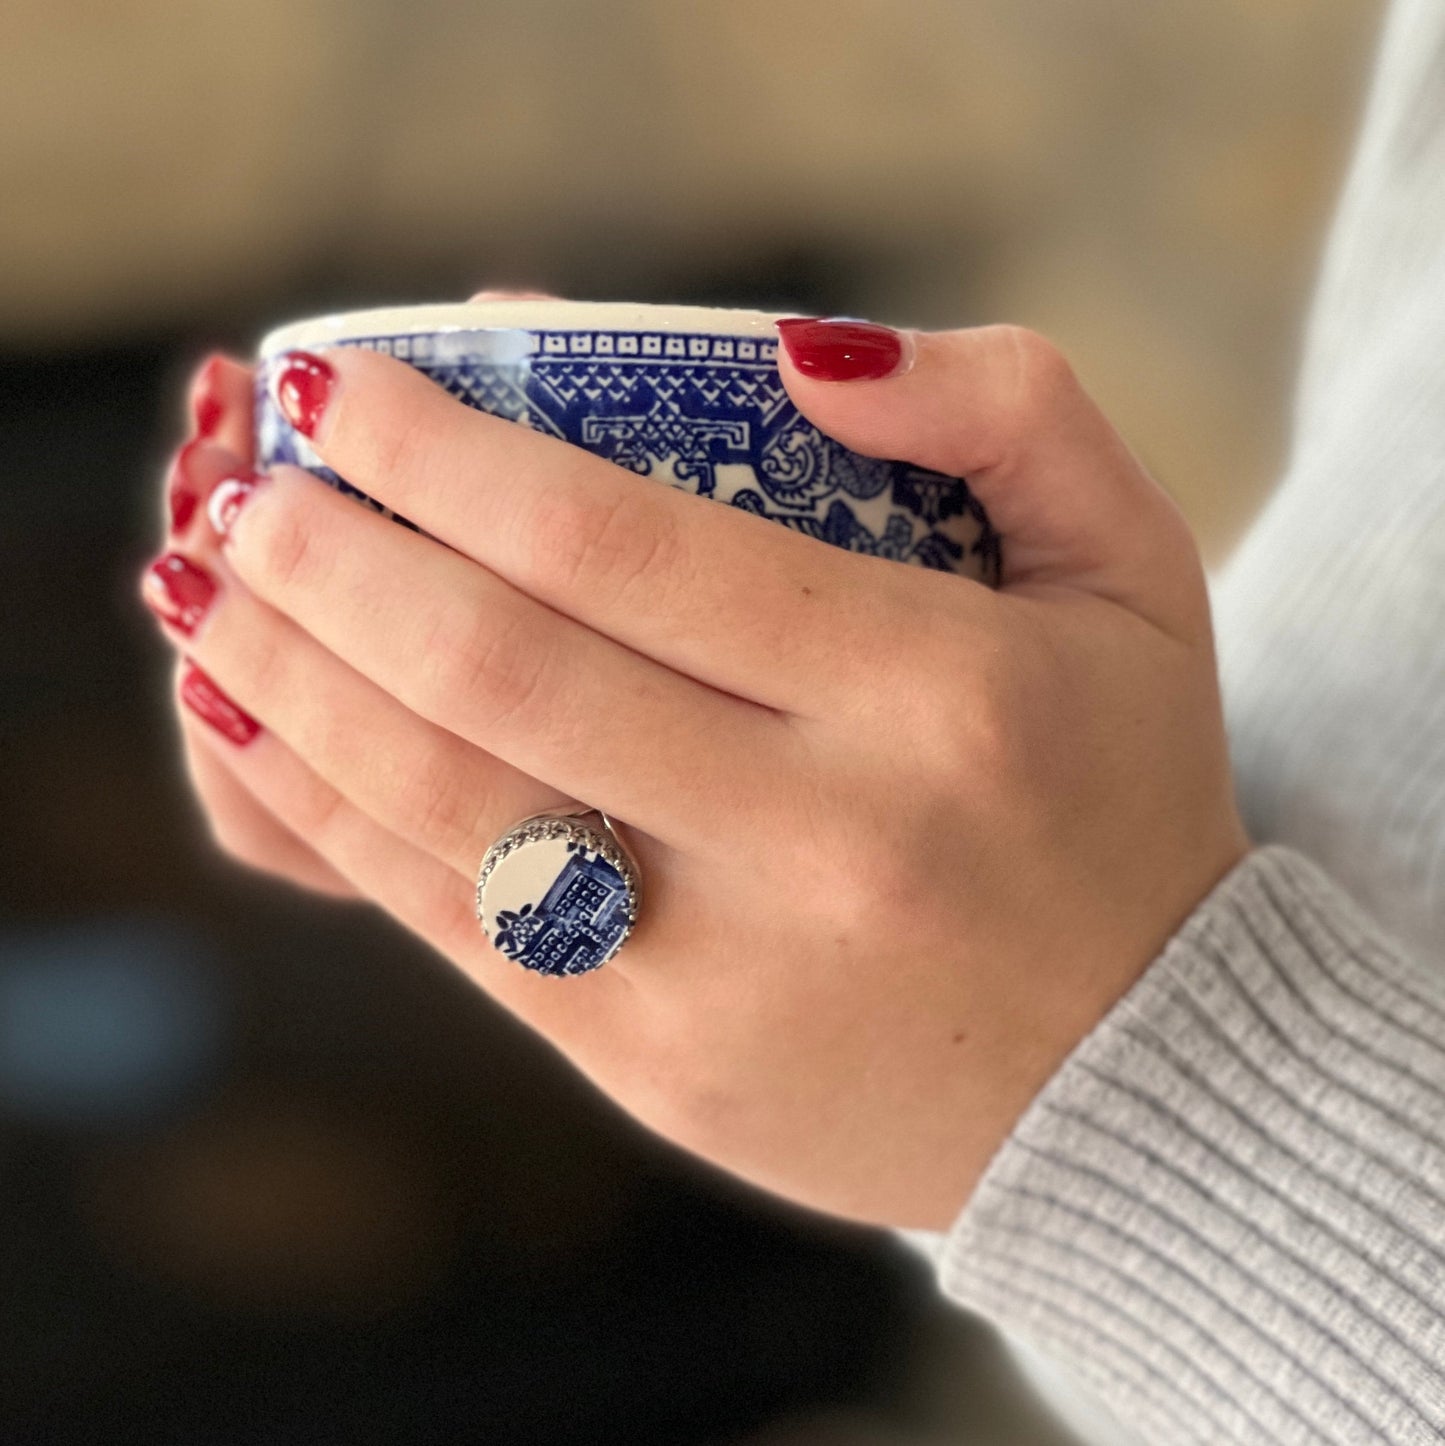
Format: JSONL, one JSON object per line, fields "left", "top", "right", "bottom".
{"left": 475, "top": 807, "right": 641, "bottom": 976}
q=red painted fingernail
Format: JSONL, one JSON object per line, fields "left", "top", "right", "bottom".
{"left": 170, "top": 488, "right": 197, "bottom": 534}
{"left": 142, "top": 553, "right": 217, "bottom": 636}
{"left": 274, "top": 350, "right": 336, "bottom": 439}
{"left": 208, "top": 472, "right": 264, "bottom": 537}
{"left": 180, "top": 662, "right": 260, "bottom": 746}
{"left": 775, "top": 318, "right": 909, "bottom": 381}
{"left": 191, "top": 355, "right": 227, "bottom": 438}
{"left": 166, "top": 437, "right": 207, "bottom": 536}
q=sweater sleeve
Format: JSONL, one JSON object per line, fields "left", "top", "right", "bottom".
{"left": 914, "top": 4, "right": 1445, "bottom": 1439}
{"left": 937, "top": 846, "right": 1445, "bottom": 1445}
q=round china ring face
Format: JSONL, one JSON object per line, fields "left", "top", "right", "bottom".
{"left": 476, "top": 815, "right": 640, "bottom": 976}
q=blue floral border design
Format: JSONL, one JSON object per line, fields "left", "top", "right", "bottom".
{"left": 257, "top": 329, "right": 1001, "bottom": 585}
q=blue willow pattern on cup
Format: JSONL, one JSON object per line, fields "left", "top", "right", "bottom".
{"left": 256, "top": 328, "right": 1001, "bottom": 583}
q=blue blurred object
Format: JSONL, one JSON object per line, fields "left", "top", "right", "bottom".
{"left": 0, "top": 919, "right": 227, "bottom": 1129}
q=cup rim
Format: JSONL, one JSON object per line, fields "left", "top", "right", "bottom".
{"left": 258, "top": 300, "right": 797, "bottom": 358}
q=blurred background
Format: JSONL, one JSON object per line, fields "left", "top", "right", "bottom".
{"left": 1, "top": 2, "right": 1382, "bottom": 1442}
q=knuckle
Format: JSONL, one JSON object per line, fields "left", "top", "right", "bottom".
{"left": 769, "top": 778, "right": 913, "bottom": 931}
{"left": 796, "top": 632, "right": 1028, "bottom": 933}
{"left": 822, "top": 819, "right": 921, "bottom": 932}
{"left": 437, "top": 885, "right": 491, "bottom": 963}
{"left": 248, "top": 497, "right": 321, "bottom": 595}
{"left": 852, "top": 607, "right": 990, "bottom": 765}
{"left": 239, "top": 633, "right": 290, "bottom": 711}
{"left": 630, "top": 1053, "right": 735, "bottom": 1158}
{"left": 935, "top": 665, "right": 1019, "bottom": 796}
{"left": 201, "top": 796, "right": 310, "bottom": 884}
{"left": 520, "top": 486, "right": 592, "bottom": 589}
{"left": 207, "top": 811, "right": 271, "bottom": 873}
{"left": 530, "top": 485, "right": 684, "bottom": 611}
{"left": 914, "top": 609, "right": 1017, "bottom": 764}
{"left": 364, "top": 405, "right": 435, "bottom": 495}
{"left": 284, "top": 772, "right": 350, "bottom": 849}
{"left": 614, "top": 1003, "right": 738, "bottom": 1154}
{"left": 422, "top": 603, "right": 553, "bottom": 735}
{"left": 954, "top": 689, "right": 1020, "bottom": 807}
{"left": 997, "top": 325, "right": 1078, "bottom": 418}
{"left": 396, "top": 745, "right": 473, "bottom": 860}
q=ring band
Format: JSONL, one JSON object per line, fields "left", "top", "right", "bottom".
{"left": 475, "top": 807, "right": 641, "bottom": 976}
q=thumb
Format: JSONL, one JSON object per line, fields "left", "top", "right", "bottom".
{"left": 776, "top": 319, "right": 1206, "bottom": 641}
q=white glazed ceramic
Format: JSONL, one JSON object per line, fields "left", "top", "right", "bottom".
{"left": 256, "top": 300, "right": 999, "bottom": 584}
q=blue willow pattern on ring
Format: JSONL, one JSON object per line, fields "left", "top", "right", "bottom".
{"left": 256, "top": 328, "right": 1001, "bottom": 582}
{"left": 494, "top": 841, "right": 630, "bottom": 976}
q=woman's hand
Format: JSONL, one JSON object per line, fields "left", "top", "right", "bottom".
{"left": 144, "top": 316, "right": 1247, "bottom": 1231}
{"left": 155, "top": 288, "right": 549, "bottom": 901}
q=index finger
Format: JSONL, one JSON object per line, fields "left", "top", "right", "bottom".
{"left": 263, "top": 344, "right": 920, "bottom": 718}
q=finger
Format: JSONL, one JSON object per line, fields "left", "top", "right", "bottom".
{"left": 466, "top": 288, "right": 559, "bottom": 301}
{"left": 187, "top": 353, "right": 255, "bottom": 460}
{"left": 179, "top": 697, "right": 359, "bottom": 898}
{"left": 216, "top": 464, "right": 796, "bottom": 853}
{"left": 263, "top": 343, "right": 910, "bottom": 716}
{"left": 150, "top": 508, "right": 577, "bottom": 883}
{"left": 163, "top": 437, "right": 250, "bottom": 543}
{"left": 179, "top": 665, "right": 626, "bottom": 1043}
{"left": 777, "top": 321, "right": 1207, "bottom": 642}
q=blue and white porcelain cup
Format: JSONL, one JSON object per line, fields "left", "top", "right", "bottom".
{"left": 255, "top": 300, "right": 999, "bottom": 583}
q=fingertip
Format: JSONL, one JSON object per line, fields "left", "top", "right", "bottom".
{"left": 187, "top": 352, "right": 257, "bottom": 458}
{"left": 775, "top": 317, "right": 917, "bottom": 384}
{"left": 190, "top": 355, "right": 227, "bottom": 438}
{"left": 166, "top": 438, "right": 247, "bottom": 541}
{"left": 466, "top": 288, "right": 561, "bottom": 302}
{"left": 272, "top": 349, "right": 338, "bottom": 443}
{"left": 207, "top": 473, "right": 266, "bottom": 539}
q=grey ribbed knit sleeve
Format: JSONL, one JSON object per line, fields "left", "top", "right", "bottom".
{"left": 925, "top": 2, "right": 1445, "bottom": 1440}
{"left": 939, "top": 847, "right": 1445, "bottom": 1444}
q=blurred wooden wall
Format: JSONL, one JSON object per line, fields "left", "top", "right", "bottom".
{"left": 3, "top": 0, "right": 1384, "bottom": 553}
